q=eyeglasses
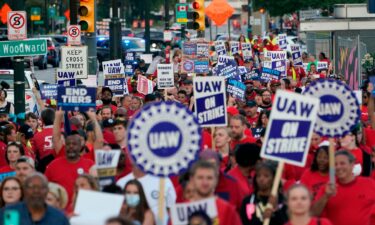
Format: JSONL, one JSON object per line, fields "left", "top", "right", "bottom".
{"left": 3, "top": 187, "right": 20, "bottom": 192}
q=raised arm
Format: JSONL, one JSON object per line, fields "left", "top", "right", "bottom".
{"left": 87, "top": 110, "right": 104, "bottom": 150}
{"left": 53, "top": 108, "right": 64, "bottom": 155}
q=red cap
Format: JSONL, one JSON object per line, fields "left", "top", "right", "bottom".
{"left": 227, "top": 106, "right": 239, "bottom": 116}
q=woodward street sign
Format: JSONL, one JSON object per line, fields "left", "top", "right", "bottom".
{"left": 0, "top": 39, "right": 47, "bottom": 57}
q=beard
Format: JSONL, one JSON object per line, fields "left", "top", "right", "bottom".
{"left": 102, "top": 98, "right": 112, "bottom": 105}
{"left": 26, "top": 196, "right": 45, "bottom": 209}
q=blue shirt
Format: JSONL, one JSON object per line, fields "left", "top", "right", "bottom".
{"left": 0, "top": 202, "right": 70, "bottom": 225}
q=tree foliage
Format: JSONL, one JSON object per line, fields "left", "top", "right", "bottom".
{"left": 253, "top": 0, "right": 366, "bottom": 16}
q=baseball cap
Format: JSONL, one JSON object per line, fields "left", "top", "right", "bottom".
{"left": 245, "top": 100, "right": 257, "bottom": 108}
{"left": 18, "top": 124, "right": 34, "bottom": 139}
{"left": 16, "top": 156, "right": 35, "bottom": 168}
{"left": 102, "top": 118, "right": 115, "bottom": 128}
{"left": 102, "top": 87, "right": 113, "bottom": 96}
{"left": 183, "top": 79, "right": 193, "bottom": 85}
{"left": 270, "top": 80, "right": 281, "bottom": 86}
{"left": 227, "top": 106, "right": 239, "bottom": 116}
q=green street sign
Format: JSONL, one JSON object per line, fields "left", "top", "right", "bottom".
{"left": 0, "top": 39, "right": 47, "bottom": 57}
{"left": 176, "top": 3, "right": 188, "bottom": 24}
{"left": 34, "top": 20, "right": 44, "bottom": 25}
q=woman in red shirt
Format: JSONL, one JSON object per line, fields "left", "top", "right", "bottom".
{"left": 0, "top": 142, "right": 25, "bottom": 173}
{"left": 300, "top": 146, "right": 329, "bottom": 198}
{"left": 285, "top": 184, "right": 332, "bottom": 225}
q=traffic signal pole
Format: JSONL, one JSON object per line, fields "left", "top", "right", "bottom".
{"left": 145, "top": 0, "right": 151, "bottom": 53}
{"left": 14, "top": 0, "right": 25, "bottom": 121}
{"left": 110, "top": 0, "right": 122, "bottom": 59}
{"left": 70, "top": 0, "right": 78, "bottom": 24}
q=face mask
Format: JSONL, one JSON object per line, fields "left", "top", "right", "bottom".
{"left": 125, "top": 194, "right": 140, "bottom": 207}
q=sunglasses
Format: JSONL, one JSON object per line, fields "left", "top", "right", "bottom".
{"left": 115, "top": 114, "right": 126, "bottom": 118}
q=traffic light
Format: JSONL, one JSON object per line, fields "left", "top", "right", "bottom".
{"left": 78, "top": 0, "right": 95, "bottom": 32}
{"left": 187, "top": 0, "right": 205, "bottom": 31}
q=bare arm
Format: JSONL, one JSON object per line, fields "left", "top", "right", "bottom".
{"left": 87, "top": 110, "right": 104, "bottom": 150}
{"left": 32, "top": 87, "right": 45, "bottom": 111}
{"left": 142, "top": 210, "right": 155, "bottom": 225}
{"left": 53, "top": 109, "right": 64, "bottom": 155}
{"left": 311, "top": 183, "right": 336, "bottom": 216}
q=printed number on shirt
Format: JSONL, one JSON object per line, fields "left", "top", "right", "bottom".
{"left": 44, "top": 136, "right": 53, "bottom": 149}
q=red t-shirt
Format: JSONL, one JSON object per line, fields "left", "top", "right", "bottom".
{"left": 314, "top": 177, "right": 375, "bottom": 225}
{"left": 0, "top": 165, "right": 13, "bottom": 173}
{"left": 0, "top": 141, "right": 7, "bottom": 167}
{"left": 45, "top": 157, "right": 94, "bottom": 206}
{"left": 300, "top": 170, "right": 329, "bottom": 198}
{"left": 284, "top": 217, "right": 332, "bottom": 225}
{"left": 103, "top": 128, "right": 116, "bottom": 145}
{"left": 227, "top": 166, "right": 254, "bottom": 196}
{"left": 215, "top": 171, "right": 244, "bottom": 211}
{"left": 32, "top": 125, "right": 54, "bottom": 159}
{"left": 246, "top": 114, "right": 259, "bottom": 127}
{"left": 365, "top": 128, "right": 375, "bottom": 149}
{"left": 216, "top": 197, "right": 242, "bottom": 225}
{"left": 229, "top": 135, "right": 256, "bottom": 151}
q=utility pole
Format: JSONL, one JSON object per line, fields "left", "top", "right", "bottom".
{"left": 165, "top": 0, "right": 169, "bottom": 30}
{"left": 145, "top": 0, "right": 151, "bottom": 53}
{"left": 87, "top": 0, "right": 97, "bottom": 75}
{"left": 110, "top": 0, "right": 122, "bottom": 59}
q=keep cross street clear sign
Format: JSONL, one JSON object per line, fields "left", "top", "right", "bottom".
{"left": 0, "top": 39, "right": 47, "bottom": 57}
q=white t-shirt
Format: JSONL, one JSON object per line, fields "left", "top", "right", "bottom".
{"left": 117, "top": 173, "right": 176, "bottom": 225}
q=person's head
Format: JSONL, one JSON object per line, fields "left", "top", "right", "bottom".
{"left": 229, "top": 114, "right": 247, "bottom": 140}
{"left": 335, "top": 150, "right": 355, "bottom": 182}
{"left": 25, "top": 112, "right": 38, "bottom": 132}
{"left": 319, "top": 52, "right": 327, "bottom": 60}
{"left": 123, "top": 179, "right": 150, "bottom": 222}
{"left": 188, "top": 211, "right": 213, "bottom": 225}
{"left": 310, "top": 63, "right": 317, "bottom": 72}
{"left": 177, "top": 90, "right": 188, "bottom": 104}
{"left": 234, "top": 143, "right": 261, "bottom": 168}
{"left": 0, "top": 124, "right": 16, "bottom": 143}
{"left": 41, "top": 108, "right": 55, "bottom": 126}
{"left": 101, "top": 106, "right": 113, "bottom": 120}
{"left": 214, "top": 127, "right": 231, "bottom": 149}
{"left": 23, "top": 173, "right": 49, "bottom": 209}
{"left": 46, "top": 182, "right": 68, "bottom": 210}
{"left": 286, "top": 184, "right": 312, "bottom": 216}
{"left": 190, "top": 160, "right": 219, "bottom": 198}
{"left": 65, "top": 134, "right": 82, "bottom": 162}
{"left": 257, "top": 110, "right": 270, "bottom": 128}
{"left": 254, "top": 161, "right": 277, "bottom": 193}
{"left": 114, "top": 107, "right": 128, "bottom": 120}
{"left": 182, "top": 79, "right": 193, "bottom": 95}
{"left": 281, "top": 78, "right": 291, "bottom": 90}
{"left": 339, "top": 132, "right": 357, "bottom": 150}
{"left": 101, "top": 87, "right": 113, "bottom": 105}
{"left": 75, "top": 174, "right": 99, "bottom": 191}
{"left": 106, "top": 217, "right": 134, "bottom": 225}
{"left": 310, "top": 132, "right": 321, "bottom": 148}
{"left": 75, "top": 113, "right": 87, "bottom": 128}
{"left": 0, "top": 89, "right": 6, "bottom": 101}
{"left": 311, "top": 146, "right": 329, "bottom": 173}
{"left": 270, "top": 81, "right": 281, "bottom": 93}
{"left": 15, "top": 156, "right": 35, "bottom": 182}
{"left": 113, "top": 120, "right": 127, "bottom": 144}
{"left": 261, "top": 90, "right": 272, "bottom": 105}
{"left": 244, "top": 100, "right": 258, "bottom": 118}
{"left": 130, "top": 96, "right": 143, "bottom": 110}
{"left": 6, "top": 142, "right": 25, "bottom": 165}
{"left": 0, "top": 177, "right": 23, "bottom": 207}
{"left": 121, "top": 95, "right": 132, "bottom": 109}
{"left": 302, "top": 52, "right": 308, "bottom": 59}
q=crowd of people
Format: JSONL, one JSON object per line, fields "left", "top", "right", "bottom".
{"left": 0, "top": 31, "right": 374, "bottom": 225}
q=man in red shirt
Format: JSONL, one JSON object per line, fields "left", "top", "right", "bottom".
{"left": 243, "top": 100, "right": 259, "bottom": 127}
{"left": 113, "top": 120, "right": 132, "bottom": 179}
{"left": 189, "top": 160, "right": 242, "bottom": 225}
{"left": 32, "top": 108, "right": 55, "bottom": 172}
{"left": 229, "top": 115, "right": 256, "bottom": 151}
{"left": 228, "top": 143, "right": 261, "bottom": 196}
{"left": 97, "top": 87, "right": 117, "bottom": 113}
{"left": 45, "top": 134, "right": 94, "bottom": 206}
{"left": 312, "top": 150, "right": 375, "bottom": 225}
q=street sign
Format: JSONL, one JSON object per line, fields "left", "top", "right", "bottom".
{"left": 176, "top": 3, "right": 188, "bottom": 24}
{"left": 67, "top": 25, "right": 81, "bottom": 46}
{"left": 30, "top": 7, "right": 41, "bottom": 21}
{"left": 163, "top": 30, "right": 172, "bottom": 42}
{"left": 7, "top": 11, "right": 27, "bottom": 40}
{"left": 34, "top": 20, "right": 44, "bottom": 25}
{"left": 61, "top": 46, "right": 88, "bottom": 79}
{"left": 0, "top": 39, "right": 47, "bottom": 57}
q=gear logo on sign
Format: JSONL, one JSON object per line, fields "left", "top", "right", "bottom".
{"left": 303, "top": 79, "right": 360, "bottom": 137}
{"left": 127, "top": 101, "right": 201, "bottom": 177}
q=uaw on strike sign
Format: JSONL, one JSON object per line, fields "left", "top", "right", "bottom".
{"left": 261, "top": 90, "right": 320, "bottom": 166}
{"left": 127, "top": 101, "right": 202, "bottom": 177}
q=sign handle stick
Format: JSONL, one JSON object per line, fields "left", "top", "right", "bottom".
{"left": 157, "top": 178, "right": 165, "bottom": 225}
{"left": 263, "top": 162, "right": 284, "bottom": 225}
{"left": 329, "top": 138, "right": 335, "bottom": 184}
{"left": 211, "top": 127, "right": 215, "bottom": 150}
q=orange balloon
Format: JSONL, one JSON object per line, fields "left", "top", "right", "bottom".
{"left": 205, "top": 0, "right": 234, "bottom": 26}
